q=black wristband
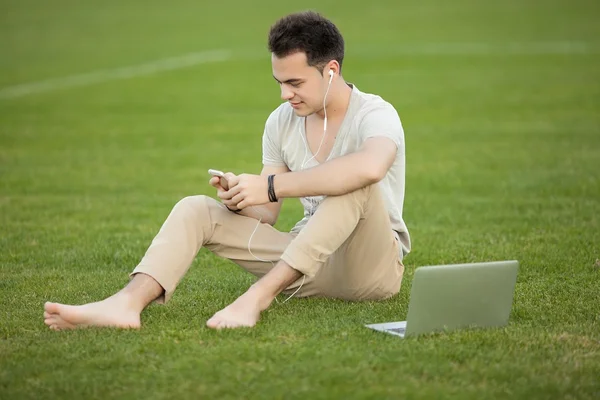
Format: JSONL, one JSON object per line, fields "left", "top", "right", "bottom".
{"left": 225, "top": 205, "right": 241, "bottom": 213}
{"left": 267, "top": 174, "right": 278, "bottom": 202}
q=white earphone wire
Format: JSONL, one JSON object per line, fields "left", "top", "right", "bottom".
{"left": 301, "top": 70, "right": 334, "bottom": 169}
{"left": 245, "top": 205, "right": 306, "bottom": 305}
{"left": 242, "top": 70, "right": 333, "bottom": 305}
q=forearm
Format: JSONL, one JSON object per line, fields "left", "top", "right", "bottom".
{"left": 231, "top": 203, "right": 278, "bottom": 225}
{"left": 274, "top": 151, "right": 381, "bottom": 198}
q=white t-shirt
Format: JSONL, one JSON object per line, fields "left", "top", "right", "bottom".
{"left": 262, "top": 84, "right": 411, "bottom": 256}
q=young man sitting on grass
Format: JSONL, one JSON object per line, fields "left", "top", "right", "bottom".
{"left": 43, "top": 11, "right": 411, "bottom": 330}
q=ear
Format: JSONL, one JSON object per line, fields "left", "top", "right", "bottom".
{"left": 325, "top": 60, "right": 340, "bottom": 78}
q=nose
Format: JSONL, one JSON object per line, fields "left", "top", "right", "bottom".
{"left": 280, "top": 84, "right": 294, "bottom": 101}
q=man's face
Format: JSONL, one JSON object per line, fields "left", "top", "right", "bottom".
{"left": 271, "top": 52, "right": 328, "bottom": 117}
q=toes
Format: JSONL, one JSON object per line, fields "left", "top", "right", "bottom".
{"left": 44, "top": 315, "right": 57, "bottom": 326}
{"left": 44, "top": 313, "right": 75, "bottom": 330}
{"left": 216, "top": 320, "right": 228, "bottom": 330}
{"left": 213, "top": 319, "right": 245, "bottom": 330}
{"left": 55, "top": 317, "right": 76, "bottom": 330}
{"left": 44, "top": 302, "right": 60, "bottom": 314}
{"left": 44, "top": 311, "right": 50, "bottom": 319}
{"left": 207, "top": 318, "right": 232, "bottom": 330}
{"left": 206, "top": 317, "right": 219, "bottom": 329}
{"left": 206, "top": 317, "right": 251, "bottom": 330}
{"left": 206, "top": 308, "right": 257, "bottom": 330}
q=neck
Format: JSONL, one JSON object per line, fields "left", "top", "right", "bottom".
{"left": 314, "top": 80, "right": 352, "bottom": 120}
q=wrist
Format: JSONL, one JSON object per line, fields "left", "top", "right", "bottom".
{"left": 272, "top": 173, "right": 286, "bottom": 199}
{"left": 267, "top": 174, "right": 278, "bottom": 202}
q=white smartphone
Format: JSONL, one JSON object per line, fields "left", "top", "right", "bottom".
{"left": 208, "top": 169, "right": 226, "bottom": 179}
{"left": 208, "top": 169, "right": 229, "bottom": 189}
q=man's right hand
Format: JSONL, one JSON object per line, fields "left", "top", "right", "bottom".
{"left": 209, "top": 172, "right": 240, "bottom": 211}
{"left": 210, "top": 165, "right": 288, "bottom": 225}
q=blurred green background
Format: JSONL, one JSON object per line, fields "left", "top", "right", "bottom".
{"left": 1, "top": 0, "right": 599, "bottom": 399}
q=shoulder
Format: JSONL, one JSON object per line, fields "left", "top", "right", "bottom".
{"left": 265, "top": 102, "right": 296, "bottom": 134}
{"left": 353, "top": 86, "right": 400, "bottom": 121}
{"left": 351, "top": 86, "right": 404, "bottom": 145}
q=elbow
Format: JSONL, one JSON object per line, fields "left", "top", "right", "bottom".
{"left": 360, "top": 152, "right": 391, "bottom": 185}
{"left": 265, "top": 209, "right": 280, "bottom": 226}
{"left": 364, "top": 164, "right": 387, "bottom": 184}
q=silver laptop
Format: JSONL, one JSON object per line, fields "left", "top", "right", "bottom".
{"left": 365, "top": 260, "right": 519, "bottom": 338}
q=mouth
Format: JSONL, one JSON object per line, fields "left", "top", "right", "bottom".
{"left": 290, "top": 102, "right": 303, "bottom": 109}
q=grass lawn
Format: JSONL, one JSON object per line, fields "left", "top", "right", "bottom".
{"left": 1, "top": 0, "right": 599, "bottom": 398}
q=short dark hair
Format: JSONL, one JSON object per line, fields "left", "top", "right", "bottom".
{"left": 268, "top": 11, "right": 345, "bottom": 73}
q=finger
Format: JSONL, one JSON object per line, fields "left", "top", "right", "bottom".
{"left": 209, "top": 178, "right": 224, "bottom": 191}
{"left": 231, "top": 193, "right": 245, "bottom": 205}
{"left": 227, "top": 174, "right": 240, "bottom": 188}
{"left": 219, "top": 177, "right": 230, "bottom": 191}
{"left": 213, "top": 184, "right": 225, "bottom": 192}
{"left": 222, "top": 199, "right": 238, "bottom": 208}
{"left": 226, "top": 184, "right": 243, "bottom": 198}
{"left": 218, "top": 189, "right": 232, "bottom": 200}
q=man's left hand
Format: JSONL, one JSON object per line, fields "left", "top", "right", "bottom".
{"left": 226, "top": 174, "right": 270, "bottom": 209}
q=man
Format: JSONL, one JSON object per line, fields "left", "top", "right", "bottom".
{"left": 43, "top": 11, "right": 411, "bottom": 330}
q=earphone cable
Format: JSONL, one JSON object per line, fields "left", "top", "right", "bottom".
{"left": 242, "top": 71, "right": 333, "bottom": 304}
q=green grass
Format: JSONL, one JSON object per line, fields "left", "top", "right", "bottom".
{"left": 1, "top": 0, "right": 599, "bottom": 398}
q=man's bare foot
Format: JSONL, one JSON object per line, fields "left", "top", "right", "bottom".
{"left": 206, "top": 287, "right": 272, "bottom": 329}
{"left": 43, "top": 295, "right": 141, "bottom": 331}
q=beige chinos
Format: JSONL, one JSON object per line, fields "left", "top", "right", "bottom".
{"left": 131, "top": 184, "right": 404, "bottom": 303}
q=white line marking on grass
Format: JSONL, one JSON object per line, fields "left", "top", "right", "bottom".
{"left": 0, "top": 49, "right": 232, "bottom": 100}
{"left": 1, "top": 41, "right": 596, "bottom": 100}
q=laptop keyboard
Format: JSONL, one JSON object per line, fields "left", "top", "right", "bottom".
{"left": 387, "top": 327, "right": 406, "bottom": 335}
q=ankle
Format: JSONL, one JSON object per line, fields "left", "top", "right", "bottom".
{"left": 111, "top": 291, "right": 145, "bottom": 313}
{"left": 246, "top": 284, "right": 276, "bottom": 311}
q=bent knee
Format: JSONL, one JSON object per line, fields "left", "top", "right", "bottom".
{"left": 172, "top": 195, "right": 214, "bottom": 217}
